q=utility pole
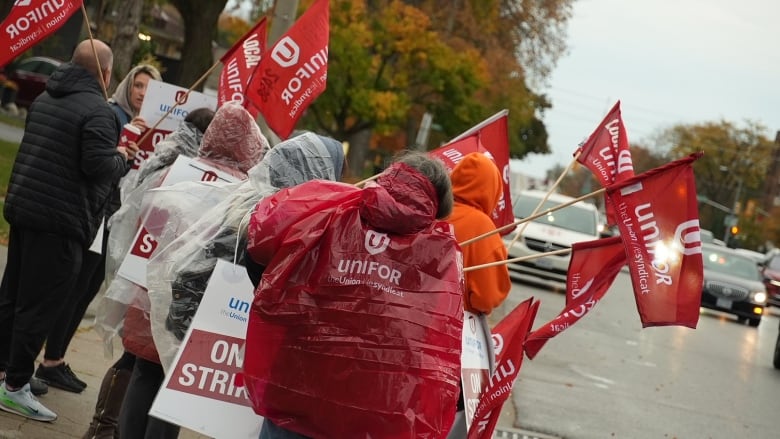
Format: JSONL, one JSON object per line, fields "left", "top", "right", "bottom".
{"left": 269, "top": 0, "right": 300, "bottom": 44}
{"left": 255, "top": 0, "right": 300, "bottom": 146}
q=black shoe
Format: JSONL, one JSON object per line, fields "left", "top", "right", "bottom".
{"left": 29, "top": 376, "right": 48, "bottom": 396}
{"left": 0, "top": 376, "right": 47, "bottom": 396}
{"left": 35, "top": 363, "right": 85, "bottom": 393}
{"left": 63, "top": 363, "right": 87, "bottom": 389}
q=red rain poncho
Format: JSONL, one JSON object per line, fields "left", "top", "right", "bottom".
{"left": 244, "top": 163, "right": 464, "bottom": 438}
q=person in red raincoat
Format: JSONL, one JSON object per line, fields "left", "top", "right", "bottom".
{"left": 244, "top": 151, "right": 464, "bottom": 439}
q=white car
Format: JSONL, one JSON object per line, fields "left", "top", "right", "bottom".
{"left": 502, "top": 189, "right": 601, "bottom": 284}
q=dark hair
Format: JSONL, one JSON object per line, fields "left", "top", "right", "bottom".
{"left": 392, "top": 150, "right": 453, "bottom": 219}
{"left": 185, "top": 108, "right": 216, "bottom": 134}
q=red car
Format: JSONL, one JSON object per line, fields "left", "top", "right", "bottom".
{"left": 3, "top": 56, "right": 63, "bottom": 108}
{"left": 761, "top": 250, "right": 780, "bottom": 307}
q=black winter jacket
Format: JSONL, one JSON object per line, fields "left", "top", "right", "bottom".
{"left": 4, "top": 63, "right": 129, "bottom": 244}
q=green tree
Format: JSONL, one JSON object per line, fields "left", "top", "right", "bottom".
{"left": 655, "top": 120, "right": 774, "bottom": 247}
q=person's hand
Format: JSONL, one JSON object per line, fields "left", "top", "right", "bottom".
{"left": 117, "top": 146, "right": 129, "bottom": 161}
{"left": 125, "top": 140, "right": 140, "bottom": 160}
{"left": 130, "top": 116, "right": 148, "bottom": 132}
{"left": 117, "top": 141, "right": 139, "bottom": 161}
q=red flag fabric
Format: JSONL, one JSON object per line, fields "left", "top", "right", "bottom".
{"left": 1, "top": 0, "right": 83, "bottom": 67}
{"left": 575, "top": 100, "right": 634, "bottom": 185}
{"left": 217, "top": 17, "right": 267, "bottom": 117}
{"left": 245, "top": 0, "right": 329, "bottom": 139}
{"left": 606, "top": 152, "right": 704, "bottom": 328}
{"left": 429, "top": 110, "right": 514, "bottom": 232}
{"left": 466, "top": 298, "right": 539, "bottom": 439}
{"left": 575, "top": 101, "right": 634, "bottom": 224}
{"left": 524, "top": 236, "right": 626, "bottom": 359}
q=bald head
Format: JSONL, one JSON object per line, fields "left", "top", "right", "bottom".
{"left": 71, "top": 39, "right": 113, "bottom": 79}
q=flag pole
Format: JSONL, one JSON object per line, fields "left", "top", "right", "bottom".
{"left": 135, "top": 61, "right": 222, "bottom": 147}
{"left": 80, "top": 4, "right": 108, "bottom": 100}
{"left": 354, "top": 173, "right": 380, "bottom": 187}
{"left": 460, "top": 187, "right": 606, "bottom": 247}
{"left": 506, "top": 151, "right": 582, "bottom": 250}
{"left": 464, "top": 248, "right": 571, "bottom": 272}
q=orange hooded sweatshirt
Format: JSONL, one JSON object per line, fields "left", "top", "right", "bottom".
{"left": 447, "top": 152, "right": 511, "bottom": 314}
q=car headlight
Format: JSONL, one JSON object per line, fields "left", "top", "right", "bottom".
{"left": 752, "top": 291, "right": 767, "bottom": 304}
{"left": 769, "top": 279, "right": 780, "bottom": 287}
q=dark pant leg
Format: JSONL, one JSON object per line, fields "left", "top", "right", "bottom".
{"left": 113, "top": 350, "right": 136, "bottom": 371}
{"left": 0, "top": 226, "right": 23, "bottom": 372}
{"left": 118, "top": 357, "right": 180, "bottom": 439}
{"left": 259, "top": 419, "right": 312, "bottom": 439}
{"left": 44, "top": 248, "right": 105, "bottom": 360}
{"left": 5, "top": 228, "right": 82, "bottom": 388}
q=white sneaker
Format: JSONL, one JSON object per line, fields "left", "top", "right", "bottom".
{"left": 0, "top": 381, "right": 57, "bottom": 422}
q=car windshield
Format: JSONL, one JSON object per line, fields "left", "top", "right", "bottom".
{"left": 703, "top": 248, "right": 761, "bottom": 281}
{"left": 512, "top": 194, "right": 597, "bottom": 235}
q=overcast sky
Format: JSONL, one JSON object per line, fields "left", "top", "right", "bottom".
{"left": 513, "top": 0, "right": 780, "bottom": 179}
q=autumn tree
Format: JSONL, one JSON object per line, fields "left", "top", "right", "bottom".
{"left": 100, "top": 0, "right": 145, "bottom": 89}
{"left": 169, "top": 0, "right": 228, "bottom": 88}
{"left": 654, "top": 120, "right": 775, "bottom": 247}
{"left": 299, "top": 0, "right": 489, "bottom": 177}
{"left": 218, "top": 13, "right": 251, "bottom": 48}
{"left": 413, "top": 0, "right": 573, "bottom": 156}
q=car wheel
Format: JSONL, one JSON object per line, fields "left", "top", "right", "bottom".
{"left": 748, "top": 318, "right": 760, "bottom": 327}
{"left": 774, "top": 335, "right": 780, "bottom": 369}
{"left": 736, "top": 316, "right": 746, "bottom": 324}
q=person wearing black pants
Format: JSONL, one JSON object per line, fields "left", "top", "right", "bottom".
{"left": 0, "top": 228, "right": 83, "bottom": 386}
{"left": 0, "top": 39, "right": 134, "bottom": 422}
{"left": 36, "top": 229, "right": 109, "bottom": 393}
{"left": 117, "top": 357, "right": 180, "bottom": 438}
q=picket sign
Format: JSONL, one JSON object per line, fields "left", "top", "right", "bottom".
{"left": 116, "top": 156, "right": 240, "bottom": 287}
{"left": 460, "top": 311, "right": 494, "bottom": 431}
{"left": 131, "top": 80, "right": 217, "bottom": 173}
{"left": 149, "top": 259, "right": 263, "bottom": 438}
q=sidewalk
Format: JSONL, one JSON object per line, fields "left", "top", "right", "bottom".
{"left": 0, "top": 246, "right": 208, "bottom": 439}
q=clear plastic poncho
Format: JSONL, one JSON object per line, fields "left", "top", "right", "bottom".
{"left": 95, "top": 102, "right": 268, "bottom": 357}
{"left": 146, "top": 132, "right": 344, "bottom": 370}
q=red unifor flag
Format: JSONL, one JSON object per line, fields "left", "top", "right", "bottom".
{"left": 575, "top": 101, "right": 634, "bottom": 225}
{"left": 605, "top": 152, "right": 704, "bottom": 328}
{"left": 217, "top": 17, "right": 267, "bottom": 118}
{"left": 245, "top": 0, "right": 329, "bottom": 139}
{"left": 1, "top": 0, "right": 83, "bottom": 67}
{"left": 429, "top": 110, "right": 514, "bottom": 233}
{"left": 524, "top": 236, "right": 626, "bottom": 359}
{"left": 466, "top": 298, "right": 539, "bottom": 439}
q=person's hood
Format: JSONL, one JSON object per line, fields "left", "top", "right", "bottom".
{"left": 359, "top": 163, "right": 438, "bottom": 234}
{"left": 198, "top": 102, "right": 269, "bottom": 177}
{"left": 248, "top": 131, "right": 343, "bottom": 191}
{"left": 46, "top": 63, "right": 104, "bottom": 99}
{"left": 450, "top": 152, "right": 502, "bottom": 215}
{"left": 108, "top": 64, "right": 162, "bottom": 118}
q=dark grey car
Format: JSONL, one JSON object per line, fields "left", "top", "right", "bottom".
{"left": 700, "top": 244, "right": 766, "bottom": 327}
